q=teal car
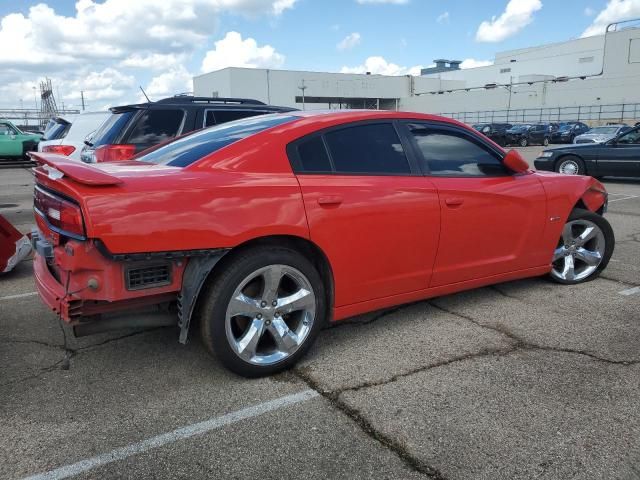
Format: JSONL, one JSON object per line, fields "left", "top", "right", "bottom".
{"left": 0, "top": 120, "right": 41, "bottom": 158}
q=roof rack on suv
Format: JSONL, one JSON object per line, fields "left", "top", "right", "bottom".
{"left": 156, "top": 96, "right": 266, "bottom": 106}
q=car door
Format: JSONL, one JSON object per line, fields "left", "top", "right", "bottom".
{"left": 289, "top": 121, "right": 441, "bottom": 307}
{"left": 401, "top": 122, "right": 548, "bottom": 287}
{"left": 0, "top": 123, "right": 21, "bottom": 157}
{"left": 597, "top": 127, "right": 640, "bottom": 176}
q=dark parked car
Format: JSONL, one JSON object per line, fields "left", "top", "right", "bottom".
{"left": 505, "top": 124, "right": 551, "bottom": 147}
{"left": 535, "top": 125, "right": 640, "bottom": 177}
{"left": 80, "top": 96, "right": 295, "bottom": 163}
{"left": 574, "top": 124, "right": 631, "bottom": 144}
{"left": 550, "top": 122, "right": 590, "bottom": 143}
{"left": 472, "top": 123, "right": 512, "bottom": 146}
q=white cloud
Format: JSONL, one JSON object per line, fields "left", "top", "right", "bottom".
{"left": 119, "top": 53, "right": 186, "bottom": 70}
{"left": 0, "top": 1, "right": 297, "bottom": 108}
{"left": 356, "top": 0, "right": 409, "bottom": 4}
{"left": 337, "top": 32, "right": 362, "bottom": 50}
{"left": 475, "top": 0, "right": 542, "bottom": 42}
{"left": 145, "top": 65, "right": 193, "bottom": 99}
{"left": 436, "top": 11, "right": 450, "bottom": 24}
{"left": 201, "top": 31, "right": 285, "bottom": 72}
{"left": 460, "top": 58, "right": 493, "bottom": 69}
{"left": 582, "top": 0, "right": 640, "bottom": 37}
{"left": 584, "top": 6, "right": 596, "bottom": 16}
{"left": 341, "top": 56, "right": 422, "bottom": 76}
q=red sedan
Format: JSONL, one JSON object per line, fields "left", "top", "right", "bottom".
{"left": 30, "top": 110, "right": 614, "bottom": 376}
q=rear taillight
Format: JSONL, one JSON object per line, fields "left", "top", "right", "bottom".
{"left": 34, "top": 186, "right": 85, "bottom": 238}
{"left": 42, "top": 145, "right": 76, "bottom": 156}
{"left": 94, "top": 144, "right": 136, "bottom": 163}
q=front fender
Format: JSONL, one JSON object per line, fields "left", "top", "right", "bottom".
{"left": 535, "top": 172, "right": 608, "bottom": 263}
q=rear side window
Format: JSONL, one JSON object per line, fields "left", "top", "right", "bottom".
{"left": 125, "top": 109, "right": 185, "bottom": 145}
{"left": 407, "top": 124, "right": 508, "bottom": 177}
{"left": 139, "top": 114, "right": 297, "bottom": 167}
{"left": 297, "top": 136, "right": 332, "bottom": 172}
{"left": 205, "top": 110, "right": 266, "bottom": 127}
{"left": 90, "top": 111, "right": 135, "bottom": 147}
{"left": 324, "top": 123, "right": 411, "bottom": 174}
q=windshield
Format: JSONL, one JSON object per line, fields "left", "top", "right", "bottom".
{"left": 510, "top": 125, "right": 531, "bottom": 131}
{"left": 586, "top": 126, "right": 619, "bottom": 135}
{"left": 138, "top": 114, "right": 298, "bottom": 167}
{"left": 559, "top": 125, "right": 573, "bottom": 131}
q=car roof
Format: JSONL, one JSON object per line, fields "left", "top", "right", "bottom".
{"left": 283, "top": 109, "right": 462, "bottom": 124}
{"left": 110, "top": 96, "right": 289, "bottom": 113}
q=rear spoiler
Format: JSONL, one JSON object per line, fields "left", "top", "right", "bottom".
{"left": 28, "top": 152, "right": 123, "bottom": 186}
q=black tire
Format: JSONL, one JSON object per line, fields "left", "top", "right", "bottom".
{"left": 199, "top": 247, "right": 326, "bottom": 377}
{"left": 549, "top": 208, "right": 614, "bottom": 285}
{"left": 519, "top": 137, "right": 528, "bottom": 147}
{"left": 555, "top": 155, "right": 585, "bottom": 175}
{"left": 543, "top": 137, "right": 550, "bottom": 146}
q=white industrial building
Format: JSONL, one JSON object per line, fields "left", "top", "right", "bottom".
{"left": 193, "top": 22, "right": 640, "bottom": 125}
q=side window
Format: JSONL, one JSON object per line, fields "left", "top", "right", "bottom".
{"left": 204, "top": 111, "right": 216, "bottom": 127}
{"left": 407, "top": 124, "right": 509, "bottom": 177}
{"left": 125, "top": 109, "right": 185, "bottom": 145}
{"left": 324, "top": 123, "right": 411, "bottom": 174}
{"left": 296, "top": 136, "right": 332, "bottom": 172}
{"left": 0, "top": 124, "right": 10, "bottom": 135}
{"left": 617, "top": 128, "right": 640, "bottom": 144}
{"left": 210, "top": 110, "right": 265, "bottom": 126}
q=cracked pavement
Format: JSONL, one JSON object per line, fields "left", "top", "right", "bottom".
{"left": 2, "top": 151, "right": 640, "bottom": 479}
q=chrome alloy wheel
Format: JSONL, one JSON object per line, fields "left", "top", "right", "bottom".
{"left": 225, "top": 264, "right": 316, "bottom": 366}
{"left": 558, "top": 159, "right": 580, "bottom": 175}
{"left": 551, "top": 219, "right": 606, "bottom": 282}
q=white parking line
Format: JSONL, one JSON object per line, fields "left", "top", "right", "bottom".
{"left": 619, "top": 287, "right": 640, "bottom": 296}
{"left": 0, "top": 291, "right": 38, "bottom": 301}
{"left": 608, "top": 194, "right": 639, "bottom": 203}
{"left": 22, "top": 389, "right": 319, "bottom": 480}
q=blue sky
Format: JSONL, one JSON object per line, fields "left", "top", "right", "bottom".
{"left": 0, "top": 0, "right": 636, "bottom": 109}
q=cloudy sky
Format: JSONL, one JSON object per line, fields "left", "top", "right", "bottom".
{"left": 0, "top": 0, "right": 638, "bottom": 110}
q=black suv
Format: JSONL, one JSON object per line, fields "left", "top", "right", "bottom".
{"left": 472, "top": 123, "right": 512, "bottom": 146}
{"left": 550, "top": 122, "right": 590, "bottom": 144}
{"left": 505, "top": 123, "right": 551, "bottom": 147}
{"left": 81, "top": 96, "right": 295, "bottom": 163}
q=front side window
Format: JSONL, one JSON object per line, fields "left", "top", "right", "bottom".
{"left": 0, "top": 124, "right": 11, "bottom": 135}
{"left": 617, "top": 128, "right": 640, "bottom": 144}
{"left": 323, "top": 123, "right": 411, "bottom": 174}
{"left": 407, "top": 124, "right": 508, "bottom": 177}
{"left": 139, "top": 114, "right": 297, "bottom": 167}
{"left": 125, "top": 109, "right": 185, "bottom": 145}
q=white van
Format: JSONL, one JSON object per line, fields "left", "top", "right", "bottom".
{"left": 38, "top": 111, "right": 110, "bottom": 161}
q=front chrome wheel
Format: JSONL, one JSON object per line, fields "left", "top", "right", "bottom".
{"left": 225, "top": 264, "right": 316, "bottom": 366}
{"left": 550, "top": 219, "right": 606, "bottom": 282}
{"left": 558, "top": 159, "right": 580, "bottom": 175}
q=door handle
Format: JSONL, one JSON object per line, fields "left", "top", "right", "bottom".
{"left": 317, "top": 195, "right": 343, "bottom": 206}
{"left": 445, "top": 197, "right": 464, "bottom": 207}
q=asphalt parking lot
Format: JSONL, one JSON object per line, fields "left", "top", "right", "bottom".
{"left": 1, "top": 147, "right": 639, "bottom": 480}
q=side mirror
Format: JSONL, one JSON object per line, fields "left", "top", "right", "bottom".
{"left": 503, "top": 149, "right": 530, "bottom": 174}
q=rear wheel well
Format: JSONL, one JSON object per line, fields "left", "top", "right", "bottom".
{"left": 193, "top": 235, "right": 334, "bottom": 327}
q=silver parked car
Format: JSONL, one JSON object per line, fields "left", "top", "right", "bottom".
{"left": 574, "top": 124, "right": 631, "bottom": 144}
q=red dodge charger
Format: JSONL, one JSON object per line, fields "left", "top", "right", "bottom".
{"left": 30, "top": 110, "right": 614, "bottom": 376}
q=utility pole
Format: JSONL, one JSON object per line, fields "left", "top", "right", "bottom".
{"left": 507, "top": 75, "right": 513, "bottom": 117}
{"left": 81, "top": 91, "right": 85, "bottom": 111}
{"left": 298, "top": 79, "right": 307, "bottom": 111}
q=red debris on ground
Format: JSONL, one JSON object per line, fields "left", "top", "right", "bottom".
{"left": 0, "top": 215, "right": 31, "bottom": 273}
